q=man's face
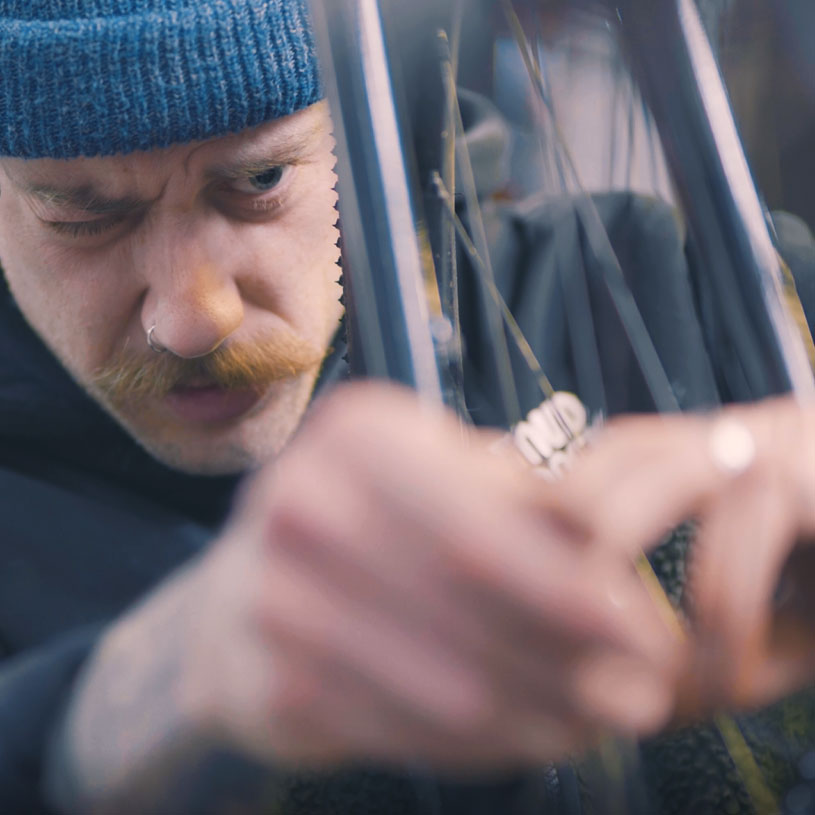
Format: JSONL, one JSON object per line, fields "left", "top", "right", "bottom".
{"left": 0, "top": 102, "right": 343, "bottom": 475}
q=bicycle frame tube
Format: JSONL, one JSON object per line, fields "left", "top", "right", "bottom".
{"left": 308, "top": 0, "right": 445, "bottom": 401}
{"left": 313, "top": 0, "right": 814, "bottom": 407}
{"left": 615, "top": 0, "right": 815, "bottom": 401}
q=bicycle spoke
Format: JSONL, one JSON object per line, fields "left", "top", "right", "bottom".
{"left": 504, "top": 0, "right": 682, "bottom": 414}
{"left": 433, "top": 172, "right": 559, "bottom": 405}
{"left": 440, "top": 44, "right": 524, "bottom": 426}
{"left": 437, "top": 4, "right": 470, "bottom": 421}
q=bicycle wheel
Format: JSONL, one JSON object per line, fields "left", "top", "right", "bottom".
{"left": 309, "top": 1, "right": 815, "bottom": 813}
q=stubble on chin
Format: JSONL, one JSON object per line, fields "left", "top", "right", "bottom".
{"left": 85, "top": 322, "right": 335, "bottom": 475}
{"left": 103, "top": 366, "right": 322, "bottom": 476}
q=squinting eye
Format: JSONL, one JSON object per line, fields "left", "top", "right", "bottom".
{"left": 45, "top": 215, "right": 125, "bottom": 239}
{"left": 234, "top": 166, "right": 286, "bottom": 194}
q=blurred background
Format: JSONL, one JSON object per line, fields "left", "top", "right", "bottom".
{"left": 394, "top": 0, "right": 815, "bottom": 229}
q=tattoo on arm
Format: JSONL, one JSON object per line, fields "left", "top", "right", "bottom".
{"left": 43, "top": 564, "right": 284, "bottom": 814}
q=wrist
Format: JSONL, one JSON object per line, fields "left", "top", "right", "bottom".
{"left": 43, "top": 560, "right": 222, "bottom": 811}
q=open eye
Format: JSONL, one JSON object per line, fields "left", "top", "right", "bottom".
{"left": 233, "top": 166, "right": 287, "bottom": 194}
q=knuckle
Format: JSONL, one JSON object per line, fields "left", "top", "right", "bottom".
{"left": 257, "top": 469, "right": 322, "bottom": 545}
{"left": 270, "top": 664, "right": 322, "bottom": 723}
{"left": 311, "top": 382, "right": 410, "bottom": 433}
{"left": 266, "top": 490, "right": 315, "bottom": 546}
{"left": 441, "top": 691, "right": 497, "bottom": 742}
{"left": 441, "top": 535, "right": 503, "bottom": 590}
{"left": 303, "top": 386, "right": 369, "bottom": 446}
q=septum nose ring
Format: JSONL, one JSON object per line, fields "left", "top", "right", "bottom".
{"left": 147, "top": 325, "right": 166, "bottom": 354}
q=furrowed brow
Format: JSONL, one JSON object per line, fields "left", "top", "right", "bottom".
{"left": 25, "top": 184, "right": 153, "bottom": 215}
{"left": 208, "top": 124, "right": 324, "bottom": 181}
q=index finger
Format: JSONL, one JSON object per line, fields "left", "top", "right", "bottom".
{"left": 544, "top": 413, "right": 728, "bottom": 556}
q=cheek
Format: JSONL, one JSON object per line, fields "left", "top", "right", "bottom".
{"left": 0, "top": 229, "right": 141, "bottom": 376}
{"left": 239, "top": 168, "right": 342, "bottom": 336}
{"left": 283, "top": 162, "right": 341, "bottom": 275}
{"left": 278, "top": 196, "right": 342, "bottom": 335}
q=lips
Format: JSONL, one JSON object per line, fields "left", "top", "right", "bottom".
{"left": 164, "top": 384, "right": 263, "bottom": 424}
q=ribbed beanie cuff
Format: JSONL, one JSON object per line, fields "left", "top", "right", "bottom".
{"left": 0, "top": 0, "right": 323, "bottom": 159}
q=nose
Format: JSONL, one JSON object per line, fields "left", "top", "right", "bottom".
{"left": 139, "top": 221, "right": 244, "bottom": 359}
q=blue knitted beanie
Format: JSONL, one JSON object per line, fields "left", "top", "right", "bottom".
{"left": 0, "top": 0, "right": 322, "bottom": 159}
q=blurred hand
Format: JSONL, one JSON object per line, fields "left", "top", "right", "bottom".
{"left": 57, "top": 383, "right": 684, "bottom": 815}
{"left": 550, "top": 396, "right": 815, "bottom": 717}
{"left": 185, "top": 382, "right": 680, "bottom": 771}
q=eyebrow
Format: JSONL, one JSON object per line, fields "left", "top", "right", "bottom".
{"left": 13, "top": 119, "right": 326, "bottom": 211}
{"left": 205, "top": 122, "right": 324, "bottom": 181}
{"left": 23, "top": 184, "right": 155, "bottom": 215}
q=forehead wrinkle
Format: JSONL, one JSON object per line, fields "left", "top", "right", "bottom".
{"left": 1, "top": 104, "right": 331, "bottom": 211}
{"left": 181, "top": 136, "right": 212, "bottom": 178}
{"left": 1, "top": 153, "right": 170, "bottom": 214}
